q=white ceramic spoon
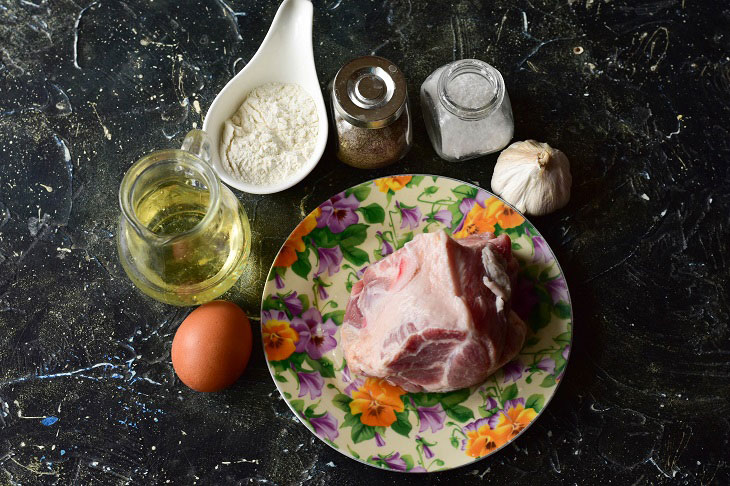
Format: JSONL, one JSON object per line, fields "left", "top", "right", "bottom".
{"left": 202, "top": 0, "right": 328, "bottom": 195}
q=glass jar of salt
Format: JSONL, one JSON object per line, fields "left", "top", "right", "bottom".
{"left": 330, "top": 56, "right": 412, "bottom": 169}
{"left": 421, "top": 59, "right": 514, "bottom": 162}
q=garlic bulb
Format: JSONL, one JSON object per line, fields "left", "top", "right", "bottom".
{"left": 491, "top": 140, "right": 572, "bottom": 216}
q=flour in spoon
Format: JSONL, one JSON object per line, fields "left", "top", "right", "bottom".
{"left": 221, "top": 83, "right": 318, "bottom": 186}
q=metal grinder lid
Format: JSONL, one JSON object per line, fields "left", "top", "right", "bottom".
{"left": 332, "top": 55, "right": 407, "bottom": 129}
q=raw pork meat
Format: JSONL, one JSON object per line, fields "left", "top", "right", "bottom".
{"left": 342, "top": 231, "right": 527, "bottom": 393}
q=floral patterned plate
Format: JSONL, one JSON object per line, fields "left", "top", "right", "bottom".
{"left": 261, "top": 175, "right": 572, "bottom": 472}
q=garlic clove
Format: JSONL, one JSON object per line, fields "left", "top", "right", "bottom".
{"left": 490, "top": 140, "right": 572, "bottom": 216}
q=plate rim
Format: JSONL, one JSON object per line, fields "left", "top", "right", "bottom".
{"left": 259, "top": 173, "right": 574, "bottom": 473}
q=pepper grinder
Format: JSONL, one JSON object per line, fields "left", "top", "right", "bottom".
{"left": 330, "top": 56, "right": 412, "bottom": 169}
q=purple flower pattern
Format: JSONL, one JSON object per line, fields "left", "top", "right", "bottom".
{"left": 261, "top": 309, "right": 288, "bottom": 325}
{"left": 342, "top": 365, "right": 365, "bottom": 397}
{"left": 310, "top": 412, "right": 339, "bottom": 441}
{"left": 431, "top": 209, "right": 453, "bottom": 227}
{"left": 375, "top": 432, "right": 385, "bottom": 447}
{"left": 482, "top": 396, "right": 498, "bottom": 410}
{"left": 297, "top": 370, "right": 323, "bottom": 400}
{"left": 532, "top": 235, "right": 551, "bottom": 264}
{"left": 536, "top": 357, "right": 556, "bottom": 374}
{"left": 502, "top": 360, "right": 524, "bottom": 383}
{"left": 417, "top": 404, "right": 445, "bottom": 433}
{"left": 379, "top": 452, "right": 407, "bottom": 471}
{"left": 419, "top": 438, "right": 434, "bottom": 459}
{"left": 317, "top": 192, "right": 359, "bottom": 233}
{"left": 524, "top": 226, "right": 552, "bottom": 264}
{"left": 341, "top": 364, "right": 352, "bottom": 382}
{"left": 376, "top": 231, "right": 393, "bottom": 257}
{"left": 396, "top": 201, "right": 422, "bottom": 230}
{"left": 545, "top": 276, "right": 569, "bottom": 304}
{"left": 291, "top": 308, "right": 337, "bottom": 360}
{"left": 344, "top": 379, "right": 364, "bottom": 397}
{"left": 317, "top": 283, "right": 329, "bottom": 300}
{"left": 273, "top": 291, "right": 302, "bottom": 317}
{"left": 556, "top": 345, "right": 571, "bottom": 382}
{"left": 315, "top": 246, "right": 343, "bottom": 278}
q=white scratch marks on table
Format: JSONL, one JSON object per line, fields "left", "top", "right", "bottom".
{"left": 1, "top": 362, "right": 118, "bottom": 386}
{"left": 89, "top": 102, "right": 112, "bottom": 140}
{"left": 72, "top": 1, "right": 99, "bottom": 70}
{"left": 487, "top": 12, "right": 509, "bottom": 54}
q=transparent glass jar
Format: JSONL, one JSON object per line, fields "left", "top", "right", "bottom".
{"left": 117, "top": 130, "right": 251, "bottom": 306}
{"left": 420, "top": 59, "right": 514, "bottom": 162}
{"left": 330, "top": 56, "right": 412, "bottom": 169}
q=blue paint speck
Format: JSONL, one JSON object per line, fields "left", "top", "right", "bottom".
{"left": 41, "top": 416, "right": 59, "bottom": 426}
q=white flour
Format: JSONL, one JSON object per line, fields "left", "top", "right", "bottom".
{"left": 220, "top": 83, "right": 318, "bottom": 186}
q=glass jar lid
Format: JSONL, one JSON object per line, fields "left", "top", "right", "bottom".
{"left": 332, "top": 56, "right": 407, "bottom": 129}
{"left": 437, "top": 59, "right": 505, "bottom": 120}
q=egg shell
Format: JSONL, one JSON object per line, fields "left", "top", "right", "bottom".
{"left": 171, "top": 300, "right": 252, "bottom": 392}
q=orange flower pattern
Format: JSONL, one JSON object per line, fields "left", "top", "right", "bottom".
{"left": 375, "top": 176, "right": 412, "bottom": 193}
{"left": 462, "top": 399, "right": 538, "bottom": 458}
{"left": 493, "top": 402, "right": 537, "bottom": 439}
{"left": 453, "top": 196, "right": 524, "bottom": 238}
{"left": 275, "top": 208, "right": 321, "bottom": 267}
{"left": 349, "top": 378, "right": 406, "bottom": 427}
{"left": 262, "top": 311, "right": 299, "bottom": 361}
{"left": 464, "top": 420, "right": 511, "bottom": 458}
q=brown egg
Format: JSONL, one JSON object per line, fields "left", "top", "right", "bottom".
{"left": 171, "top": 300, "right": 252, "bottom": 392}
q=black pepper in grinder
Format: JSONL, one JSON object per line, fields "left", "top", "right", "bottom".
{"left": 330, "top": 56, "right": 412, "bottom": 169}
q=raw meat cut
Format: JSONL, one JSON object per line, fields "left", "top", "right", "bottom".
{"left": 342, "top": 230, "right": 527, "bottom": 393}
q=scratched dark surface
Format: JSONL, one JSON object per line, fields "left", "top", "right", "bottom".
{"left": 1, "top": 0, "right": 729, "bottom": 484}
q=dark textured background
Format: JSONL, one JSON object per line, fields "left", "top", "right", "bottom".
{"left": 1, "top": 0, "right": 729, "bottom": 484}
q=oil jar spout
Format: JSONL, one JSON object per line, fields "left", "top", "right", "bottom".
{"left": 181, "top": 129, "right": 212, "bottom": 164}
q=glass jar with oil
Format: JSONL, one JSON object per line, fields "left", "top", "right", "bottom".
{"left": 117, "top": 130, "right": 251, "bottom": 306}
